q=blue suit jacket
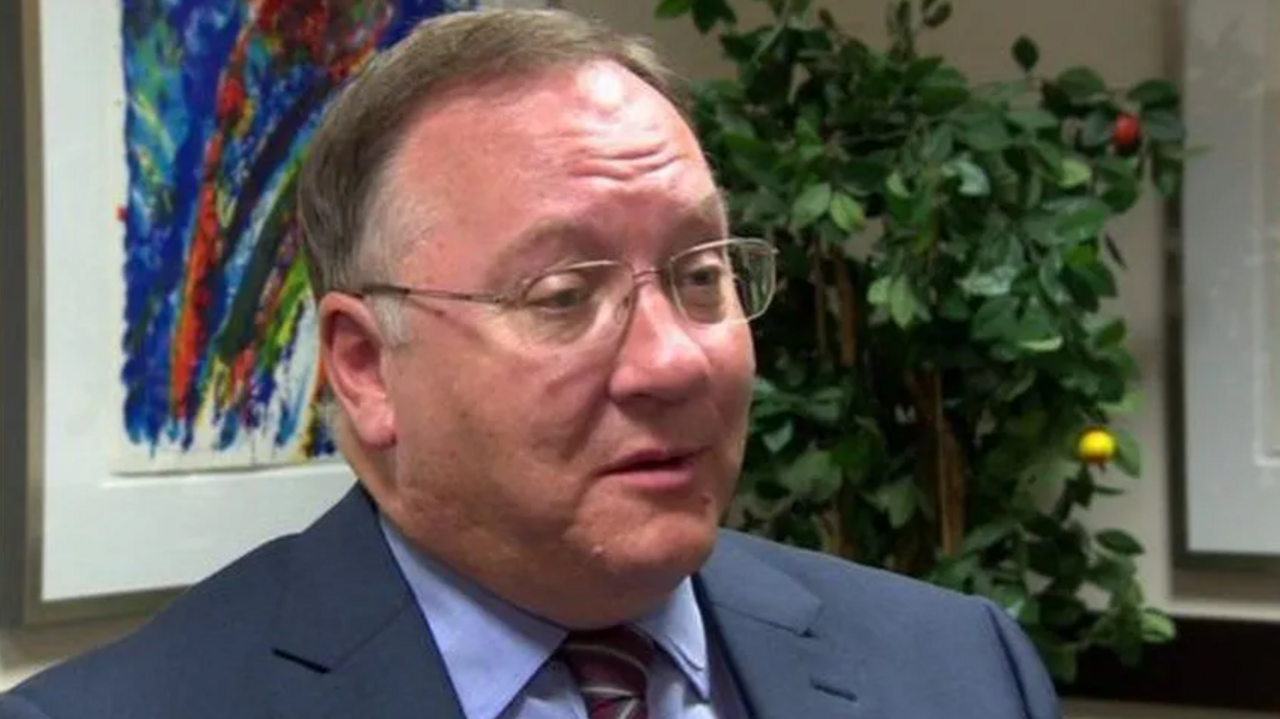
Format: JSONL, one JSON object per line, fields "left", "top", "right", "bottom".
{"left": 0, "top": 486, "right": 1061, "bottom": 718}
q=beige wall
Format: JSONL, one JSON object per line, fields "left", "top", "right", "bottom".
{"left": 2, "top": 2, "right": 1277, "bottom": 718}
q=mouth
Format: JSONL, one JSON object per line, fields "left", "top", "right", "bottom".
{"left": 599, "top": 446, "right": 708, "bottom": 490}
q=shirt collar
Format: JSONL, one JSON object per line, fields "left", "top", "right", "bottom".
{"left": 380, "top": 517, "right": 712, "bottom": 719}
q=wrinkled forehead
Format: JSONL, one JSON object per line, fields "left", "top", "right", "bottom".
{"left": 394, "top": 60, "right": 702, "bottom": 175}
{"left": 381, "top": 61, "right": 721, "bottom": 278}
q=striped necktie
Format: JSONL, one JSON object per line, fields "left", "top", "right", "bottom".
{"left": 559, "top": 625, "right": 655, "bottom": 719}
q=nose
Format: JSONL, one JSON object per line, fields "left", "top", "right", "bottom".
{"left": 606, "top": 281, "right": 712, "bottom": 406}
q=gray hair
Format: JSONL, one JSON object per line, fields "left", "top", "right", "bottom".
{"left": 296, "top": 7, "right": 689, "bottom": 337}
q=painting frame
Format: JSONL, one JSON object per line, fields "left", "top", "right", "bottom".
{"left": 1170, "top": 0, "right": 1280, "bottom": 574}
{"left": 0, "top": 0, "right": 483, "bottom": 627}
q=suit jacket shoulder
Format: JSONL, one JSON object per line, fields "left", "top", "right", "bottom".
{"left": 0, "top": 486, "right": 458, "bottom": 719}
{"left": 2, "top": 533, "right": 295, "bottom": 718}
{"left": 697, "top": 530, "right": 1062, "bottom": 719}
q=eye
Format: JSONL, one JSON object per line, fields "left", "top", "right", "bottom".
{"left": 521, "top": 269, "right": 600, "bottom": 311}
{"left": 682, "top": 264, "right": 724, "bottom": 287}
{"left": 675, "top": 251, "right": 730, "bottom": 291}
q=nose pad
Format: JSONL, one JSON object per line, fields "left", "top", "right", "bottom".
{"left": 613, "top": 269, "right": 669, "bottom": 327}
{"left": 613, "top": 287, "right": 638, "bottom": 324}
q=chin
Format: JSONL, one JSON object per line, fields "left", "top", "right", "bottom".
{"left": 599, "top": 511, "right": 720, "bottom": 590}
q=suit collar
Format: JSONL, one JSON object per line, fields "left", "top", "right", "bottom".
{"left": 268, "top": 488, "right": 863, "bottom": 719}
{"left": 697, "top": 532, "right": 865, "bottom": 719}
{"left": 269, "top": 484, "right": 465, "bottom": 719}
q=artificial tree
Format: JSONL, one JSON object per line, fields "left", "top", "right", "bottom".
{"left": 656, "top": 0, "right": 1186, "bottom": 682}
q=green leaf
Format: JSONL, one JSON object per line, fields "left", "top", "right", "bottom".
{"left": 830, "top": 433, "right": 876, "bottom": 477}
{"left": 762, "top": 420, "right": 794, "bottom": 454}
{"left": 930, "top": 553, "right": 980, "bottom": 590}
{"left": 1022, "top": 173, "right": 1044, "bottom": 210}
{"left": 1141, "top": 609, "right": 1177, "bottom": 642}
{"left": 1050, "top": 197, "right": 1111, "bottom": 243}
{"left": 829, "top": 192, "right": 866, "bottom": 233}
{"left": 905, "top": 56, "right": 945, "bottom": 87}
{"left": 972, "top": 296, "right": 1019, "bottom": 341}
{"left": 1113, "top": 427, "right": 1142, "bottom": 477}
{"left": 1153, "top": 152, "right": 1183, "bottom": 197}
{"left": 690, "top": 0, "right": 738, "bottom": 33}
{"left": 1030, "top": 141, "right": 1066, "bottom": 180}
{"left": 1101, "top": 388, "right": 1140, "bottom": 417}
{"left": 956, "top": 113, "right": 1013, "bottom": 152}
{"left": 1142, "top": 109, "right": 1186, "bottom": 143}
{"left": 803, "top": 386, "right": 844, "bottom": 425}
{"left": 921, "top": 126, "right": 955, "bottom": 165}
{"left": 940, "top": 290, "right": 970, "bottom": 320}
{"left": 1007, "top": 109, "right": 1058, "bottom": 132}
{"left": 1020, "top": 452, "right": 1078, "bottom": 486}
{"left": 962, "top": 520, "right": 1018, "bottom": 554}
{"left": 868, "top": 275, "right": 893, "bottom": 306}
{"left": 889, "top": 276, "right": 923, "bottom": 329}
{"left": 1089, "top": 554, "right": 1137, "bottom": 595}
{"left": 890, "top": 0, "right": 912, "bottom": 43}
{"left": 656, "top": 0, "right": 694, "bottom": 19}
{"left": 885, "top": 172, "right": 919, "bottom": 223}
{"left": 781, "top": 447, "right": 841, "bottom": 502}
{"left": 1056, "top": 66, "right": 1108, "bottom": 105}
{"left": 1012, "top": 35, "right": 1040, "bottom": 72}
{"left": 1097, "top": 529, "right": 1145, "bottom": 556}
{"left": 1102, "top": 177, "right": 1141, "bottom": 213}
{"left": 1037, "top": 640, "right": 1078, "bottom": 684}
{"left": 1058, "top": 157, "right": 1092, "bottom": 188}
{"left": 944, "top": 158, "right": 991, "bottom": 196}
{"left": 1039, "top": 593, "right": 1088, "bottom": 628}
{"left": 1127, "top": 79, "right": 1179, "bottom": 110}
{"left": 1022, "top": 216, "right": 1059, "bottom": 246}
{"left": 1011, "top": 298, "right": 1060, "bottom": 350}
{"left": 886, "top": 171, "right": 910, "bottom": 198}
{"left": 739, "top": 188, "right": 790, "bottom": 229}
{"left": 792, "top": 182, "right": 833, "bottom": 230}
{"left": 724, "top": 133, "right": 779, "bottom": 186}
{"left": 1020, "top": 336, "right": 1063, "bottom": 353}
{"left": 998, "top": 370, "right": 1037, "bottom": 402}
{"left": 1080, "top": 109, "right": 1116, "bottom": 149}
{"left": 924, "top": 1, "right": 952, "bottom": 28}
{"left": 920, "top": 67, "right": 971, "bottom": 115}
{"left": 871, "top": 477, "right": 917, "bottom": 529}
{"left": 1038, "top": 255, "right": 1070, "bottom": 304}
{"left": 1087, "top": 316, "right": 1127, "bottom": 348}
{"left": 959, "top": 265, "right": 1018, "bottom": 297}
{"left": 1064, "top": 250, "right": 1118, "bottom": 300}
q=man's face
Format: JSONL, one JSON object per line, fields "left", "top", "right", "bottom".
{"left": 332, "top": 61, "right": 756, "bottom": 625}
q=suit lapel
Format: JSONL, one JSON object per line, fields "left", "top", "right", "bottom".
{"left": 696, "top": 536, "right": 865, "bottom": 719}
{"left": 267, "top": 485, "right": 465, "bottom": 719}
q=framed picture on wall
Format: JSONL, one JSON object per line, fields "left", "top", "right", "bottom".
{"left": 0, "top": 0, "right": 474, "bottom": 627}
{"left": 1173, "top": 0, "right": 1280, "bottom": 573}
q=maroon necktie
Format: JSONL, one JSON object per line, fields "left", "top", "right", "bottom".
{"left": 559, "top": 625, "right": 655, "bottom": 719}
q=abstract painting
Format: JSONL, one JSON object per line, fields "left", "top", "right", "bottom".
{"left": 115, "top": 0, "right": 465, "bottom": 472}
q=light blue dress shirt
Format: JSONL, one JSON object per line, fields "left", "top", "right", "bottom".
{"left": 380, "top": 518, "right": 749, "bottom": 719}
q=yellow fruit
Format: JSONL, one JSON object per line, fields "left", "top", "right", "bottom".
{"left": 1077, "top": 428, "right": 1117, "bottom": 464}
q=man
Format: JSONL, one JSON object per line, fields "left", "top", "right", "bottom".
{"left": 1, "top": 8, "right": 1060, "bottom": 719}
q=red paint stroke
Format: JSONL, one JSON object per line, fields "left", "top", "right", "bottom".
{"left": 168, "top": 1, "right": 395, "bottom": 426}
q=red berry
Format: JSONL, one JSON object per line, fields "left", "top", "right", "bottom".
{"left": 1113, "top": 113, "right": 1141, "bottom": 152}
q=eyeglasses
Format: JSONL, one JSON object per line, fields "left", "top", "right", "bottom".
{"left": 347, "top": 237, "right": 778, "bottom": 348}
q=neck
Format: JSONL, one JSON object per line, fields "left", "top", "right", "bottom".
{"left": 379, "top": 504, "right": 686, "bottom": 629}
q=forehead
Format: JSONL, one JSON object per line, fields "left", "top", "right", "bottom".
{"left": 383, "top": 61, "right": 720, "bottom": 277}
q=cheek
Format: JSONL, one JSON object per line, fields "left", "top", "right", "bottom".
{"left": 707, "top": 326, "right": 756, "bottom": 412}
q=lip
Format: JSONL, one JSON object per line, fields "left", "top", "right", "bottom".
{"left": 598, "top": 446, "right": 708, "bottom": 491}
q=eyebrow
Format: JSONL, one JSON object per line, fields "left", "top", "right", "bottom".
{"left": 483, "top": 188, "right": 729, "bottom": 285}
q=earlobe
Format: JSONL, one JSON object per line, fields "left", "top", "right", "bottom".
{"left": 318, "top": 294, "right": 398, "bottom": 449}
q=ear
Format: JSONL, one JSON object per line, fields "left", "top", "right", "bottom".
{"left": 318, "top": 293, "right": 397, "bottom": 450}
